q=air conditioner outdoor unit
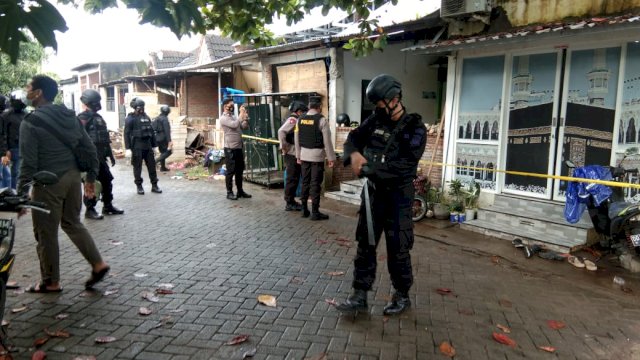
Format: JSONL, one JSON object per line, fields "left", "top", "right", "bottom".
{"left": 440, "top": 0, "right": 492, "bottom": 18}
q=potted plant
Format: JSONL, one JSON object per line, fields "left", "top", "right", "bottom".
{"left": 431, "top": 188, "right": 450, "bottom": 220}
{"left": 463, "top": 180, "right": 481, "bottom": 220}
{"left": 448, "top": 179, "right": 465, "bottom": 223}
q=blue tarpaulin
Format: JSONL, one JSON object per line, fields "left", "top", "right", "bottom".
{"left": 564, "top": 165, "right": 613, "bottom": 223}
{"left": 220, "top": 87, "right": 245, "bottom": 104}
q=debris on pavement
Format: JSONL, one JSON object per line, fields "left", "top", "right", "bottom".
{"left": 439, "top": 341, "right": 456, "bottom": 357}
{"left": 257, "top": 295, "right": 276, "bottom": 307}
{"left": 492, "top": 332, "right": 517, "bottom": 347}
{"left": 225, "top": 334, "right": 249, "bottom": 345}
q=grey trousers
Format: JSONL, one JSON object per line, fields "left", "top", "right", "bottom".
{"left": 32, "top": 168, "right": 103, "bottom": 285}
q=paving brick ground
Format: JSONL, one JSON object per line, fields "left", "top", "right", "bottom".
{"left": 2, "top": 163, "right": 640, "bottom": 359}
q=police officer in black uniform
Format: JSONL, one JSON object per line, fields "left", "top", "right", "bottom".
{"left": 278, "top": 100, "right": 308, "bottom": 211}
{"left": 337, "top": 74, "right": 426, "bottom": 316}
{"left": 0, "top": 90, "right": 28, "bottom": 189}
{"left": 78, "top": 89, "right": 124, "bottom": 219}
{"left": 124, "top": 98, "right": 161, "bottom": 195}
{"left": 153, "top": 105, "right": 172, "bottom": 172}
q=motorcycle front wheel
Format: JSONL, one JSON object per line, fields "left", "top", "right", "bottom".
{"left": 412, "top": 196, "right": 427, "bottom": 222}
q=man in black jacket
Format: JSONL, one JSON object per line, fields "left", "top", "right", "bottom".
{"left": 336, "top": 74, "right": 426, "bottom": 317}
{"left": 152, "top": 105, "right": 172, "bottom": 172}
{"left": 78, "top": 89, "right": 124, "bottom": 219}
{"left": 19, "top": 75, "right": 110, "bottom": 292}
{"left": 124, "top": 98, "right": 161, "bottom": 195}
{"left": 0, "top": 90, "right": 28, "bottom": 189}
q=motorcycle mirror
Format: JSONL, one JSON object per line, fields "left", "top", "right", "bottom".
{"left": 565, "top": 160, "right": 576, "bottom": 169}
{"left": 33, "top": 171, "right": 59, "bottom": 186}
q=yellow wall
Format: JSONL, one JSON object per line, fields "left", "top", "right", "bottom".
{"left": 497, "top": 0, "right": 640, "bottom": 26}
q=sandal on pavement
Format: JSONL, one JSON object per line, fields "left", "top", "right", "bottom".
{"left": 568, "top": 256, "right": 585, "bottom": 268}
{"left": 85, "top": 266, "right": 110, "bottom": 289}
{"left": 512, "top": 238, "right": 524, "bottom": 248}
{"left": 537, "top": 250, "right": 565, "bottom": 261}
{"left": 583, "top": 259, "right": 598, "bottom": 271}
{"left": 26, "top": 283, "right": 63, "bottom": 294}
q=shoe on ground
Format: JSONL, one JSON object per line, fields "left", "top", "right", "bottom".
{"left": 383, "top": 291, "right": 411, "bottom": 316}
{"left": 310, "top": 212, "right": 329, "bottom": 221}
{"left": 85, "top": 207, "right": 104, "bottom": 220}
{"left": 301, "top": 207, "right": 310, "bottom": 218}
{"left": 583, "top": 259, "right": 597, "bottom": 271}
{"left": 537, "top": 250, "right": 565, "bottom": 261}
{"left": 523, "top": 246, "right": 533, "bottom": 258}
{"left": 512, "top": 238, "right": 524, "bottom": 248}
{"left": 227, "top": 193, "right": 238, "bottom": 200}
{"left": 102, "top": 204, "right": 124, "bottom": 215}
{"left": 159, "top": 167, "right": 170, "bottom": 172}
{"left": 285, "top": 203, "right": 303, "bottom": 211}
{"left": 136, "top": 185, "right": 144, "bottom": 195}
{"left": 237, "top": 191, "right": 252, "bottom": 198}
{"left": 151, "top": 184, "right": 162, "bottom": 193}
{"left": 568, "top": 255, "right": 585, "bottom": 268}
{"left": 336, "top": 289, "right": 368, "bottom": 313}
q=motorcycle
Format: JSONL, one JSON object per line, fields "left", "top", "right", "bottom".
{"left": 565, "top": 149, "right": 640, "bottom": 264}
{"left": 0, "top": 171, "right": 57, "bottom": 349}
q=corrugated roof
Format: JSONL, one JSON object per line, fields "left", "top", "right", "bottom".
{"left": 403, "top": 13, "right": 640, "bottom": 54}
{"left": 152, "top": 50, "right": 191, "bottom": 70}
{"left": 205, "top": 34, "right": 235, "bottom": 60}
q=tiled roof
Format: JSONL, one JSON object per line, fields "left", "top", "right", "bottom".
{"left": 204, "top": 34, "right": 235, "bottom": 61}
{"left": 152, "top": 50, "right": 191, "bottom": 70}
{"left": 403, "top": 13, "right": 640, "bottom": 53}
{"left": 174, "top": 49, "right": 199, "bottom": 68}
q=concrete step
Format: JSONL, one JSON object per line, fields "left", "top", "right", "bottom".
{"left": 459, "top": 219, "right": 589, "bottom": 253}
{"left": 325, "top": 190, "right": 361, "bottom": 206}
{"left": 340, "top": 179, "right": 364, "bottom": 195}
{"left": 492, "top": 194, "right": 591, "bottom": 227}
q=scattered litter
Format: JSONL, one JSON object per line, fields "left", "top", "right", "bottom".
{"left": 547, "top": 320, "right": 566, "bottom": 330}
{"left": 170, "top": 176, "right": 183, "bottom": 180}
{"left": 492, "top": 332, "right": 517, "bottom": 347}
{"left": 538, "top": 346, "right": 556, "bottom": 353}
{"left": 155, "top": 288, "right": 174, "bottom": 295}
{"left": 103, "top": 289, "right": 118, "bottom": 296}
{"left": 33, "top": 337, "right": 49, "bottom": 347}
{"left": 32, "top": 350, "right": 47, "bottom": 359}
{"left": 55, "top": 313, "right": 69, "bottom": 320}
{"left": 11, "top": 306, "right": 27, "bottom": 313}
{"left": 225, "top": 334, "right": 249, "bottom": 345}
{"left": 242, "top": 348, "right": 257, "bottom": 358}
{"left": 95, "top": 336, "right": 117, "bottom": 344}
{"left": 158, "top": 283, "right": 174, "bottom": 289}
{"left": 439, "top": 341, "right": 456, "bottom": 357}
{"left": 142, "top": 291, "right": 159, "bottom": 303}
{"left": 139, "top": 307, "right": 152, "bottom": 316}
{"left": 1, "top": 320, "right": 8, "bottom": 326}
{"left": 613, "top": 276, "right": 626, "bottom": 286}
{"left": 206, "top": 243, "right": 217, "bottom": 248}
{"left": 325, "top": 298, "right": 338, "bottom": 306}
{"left": 326, "top": 271, "right": 345, "bottom": 276}
{"left": 134, "top": 273, "right": 148, "bottom": 278}
{"left": 496, "top": 324, "right": 511, "bottom": 333}
{"left": 109, "top": 240, "right": 123, "bottom": 246}
{"left": 257, "top": 295, "right": 277, "bottom": 307}
{"left": 44, "top": 328, "right": 71, "bottom": 338}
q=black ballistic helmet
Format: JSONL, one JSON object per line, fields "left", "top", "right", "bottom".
{"left": 9, "top": 90, "right": 27, "bottom": 110}
{"left": 80, "top": 89, "right": 101, "bottom": 110}
{"left": 160, "top": 105, "right": 171, "bottom": 115}
{"left": 336, "top": 113, "right": 351, "bottom": 127}
{"left": 366, "top": 74, "right": 402, "bottom": 104}
{"left": 288, "top": 100, "right": 308, "bottom": 113}
{"left": 130, "top": 97, "right": 145, "bottom": 109}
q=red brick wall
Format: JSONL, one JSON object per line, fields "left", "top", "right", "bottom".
{"left": 186, "top": 75, "right": 219, "bottom": 119}
{"left": 330, "top": 126, "right": 444, "bottom": 189}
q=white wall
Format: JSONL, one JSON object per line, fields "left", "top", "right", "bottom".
{"left": 343, "top": 42, "right": 439, "bottom": 125}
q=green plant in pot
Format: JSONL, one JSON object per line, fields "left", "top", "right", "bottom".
{"left": 448, "top": 179, "right": 465, "bottom": 214}
{"left": 463, "top": 180, "right": 481, "bottom": 220}
{"left": 431, "top": 187, "right": 450, "bottom": 220}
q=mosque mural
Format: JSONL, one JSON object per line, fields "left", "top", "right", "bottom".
{"left": 455, "top": 56, "right": 503, "bottom": 190}
{"left": 617, "top": 42, "right": 640, "bottom": 200}
{"left": 562, "top": 48, "right": 619, "bottom": 172}
{"left": 455, "top": 143, "right": 498, "bottom": 190}
{"left": 504, "top": 53, "right": 557, "bottom": 195}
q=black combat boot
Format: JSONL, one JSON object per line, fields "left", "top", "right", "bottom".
{"left": 103, "top": 203, "right": 124, "bottom": 215}
{"left": 383, "top": 291, "right": 411, "bottom": 316}
{"left": 301, "top": 203, "right": 310, "bottom": 218}
{"left": 85, "top": 207, "right": 104, "bottom": 220}
{"left": 237, "top": 191, "right": 252, "bottom": 198}
{"left": 336, "top": 289, "right": 368, "bottom": 314}
{"left": 285, "top": 202, "right": 302, "bottom": 211}
{"left": 136, "top": 184, "right": 145, "bottom": 195}
{"left": 227, "top": 192, "right": 238, "bottom": 200}
{"left": 151, "top": 184, "right": 162, "bottom": 193}
{"left": 311, "top": 211, "right": 329, "bottom": 221}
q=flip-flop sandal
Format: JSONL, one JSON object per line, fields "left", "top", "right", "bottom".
{"left": 568, "top": 256, "right": 585, "bottom": 268}
{"left": 26, "top": 283, "right": 63, "bottom": 294}
{"left": 511, "top": 238, "right": 524, "bottom": 248}
{"left": 85, "top": 266, "right": 110, "bottom": 289}
{"left": 583, "top": 259, "right": 598, "bottom": 271}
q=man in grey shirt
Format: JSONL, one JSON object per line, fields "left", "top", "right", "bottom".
{"left": 295, "top": 97, "right": 336, "bottom": 220}
{"left": 220, "top": 98, "right": 251, "bottom": 200}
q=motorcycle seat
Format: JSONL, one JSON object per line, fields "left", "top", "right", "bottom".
{"left": 608, "top": 201, "right": 640, "bottom": 219}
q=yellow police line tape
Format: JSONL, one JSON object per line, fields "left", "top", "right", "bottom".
{"left": 240, "top": 134, "right": 640, "bottom": 189}
{"left": 423, "top": 161, "right": 640, "bottom": 189}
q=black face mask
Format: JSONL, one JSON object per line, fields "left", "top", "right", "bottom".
{"left": 374, "top": 107, "right": 389, "bottom": 119}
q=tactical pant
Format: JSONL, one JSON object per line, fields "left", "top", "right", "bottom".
{"left": 224, "top": 148, "right": 245, "bottom": 194}
{"left": 352, "top": 182, "right": 415, "bottom": 293}
{"left": 97, "top": 161, "right": 114, "bottom": 205}
{"left": 132, "top": 148, "right": 158, "bottom": 185}
{"left": 284, "top": 154, "right": 301, "bottom": 204}
{"left": 157, "top": 141, "right": 169, "bottom": 169}
{"left": 9, "top": 147, "right": 19, "bottom": 190}
{"left": 300, "top": 161, "right": 324, "bottom": 212}
{"left": 32, "top": 168, "right": 104, "bottom": 285}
